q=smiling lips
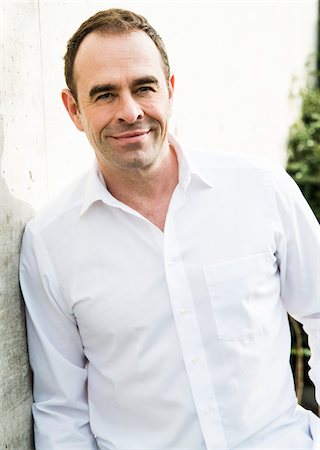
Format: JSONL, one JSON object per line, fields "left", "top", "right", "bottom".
{"left": 111, "top": 130, "right": 150, "bottom": 144}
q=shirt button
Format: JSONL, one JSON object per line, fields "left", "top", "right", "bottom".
{"left": 203, "top": 407, "right": 212, "bottom": 415}
{"left": 179, "top": 307, "right": 187, "bottom": 314}
{"left": 191, "top": 357, "right": 200, "bottom": 365}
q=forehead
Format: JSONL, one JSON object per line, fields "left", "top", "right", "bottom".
{"left": 73, "top": 31, "right": 165, "bottom": 89}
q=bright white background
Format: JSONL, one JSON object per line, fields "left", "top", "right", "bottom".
{"left": 1, "top": 0, "right": 318, "bottom": 210}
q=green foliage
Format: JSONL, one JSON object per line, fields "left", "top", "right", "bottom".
{"left": 287, "top": 89, "right": 320, "bottom": 220}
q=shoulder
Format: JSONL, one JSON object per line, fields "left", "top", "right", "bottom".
{"left": 26, "top": 170, "right": 89, "bottom": 238}
{"left": 187, "top": 148, "right": 279, "bottom": 172}
{"left": 186, "top": 148, "right": 287, "bottom": 188}
{"left": 186, "top": 149, "right": 305, "bottom": 209}
{"left": 187, "top": 149, "right": 314, "bottom": 218}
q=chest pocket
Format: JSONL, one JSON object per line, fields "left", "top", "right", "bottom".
{"left": 203, "top": 252, "right": 278, "bottom": 340}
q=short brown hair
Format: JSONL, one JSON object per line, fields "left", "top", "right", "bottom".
{"left": 64, "top": 8, "right": 170, "bottom": 100}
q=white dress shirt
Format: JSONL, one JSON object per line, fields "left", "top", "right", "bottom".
{"left": 20, "top": 135, "right": 320, "bottom": 450}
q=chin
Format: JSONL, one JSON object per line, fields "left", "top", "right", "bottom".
{"left": 119, "top": 149, "right": 157, "bottom": 169}
{"left": 119, "top": 157, "right": 150, "bottom": 170}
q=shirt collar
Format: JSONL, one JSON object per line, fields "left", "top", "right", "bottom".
{"left": 80, "top": 161, "right": 115, "bottom": 216}
{"left": 80, "top": 133, "right": 213, "bottom": 216}
{"left": 169, "top": 133, "right": 213, "bottom": 191}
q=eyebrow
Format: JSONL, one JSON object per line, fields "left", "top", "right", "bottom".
{"left": 89, "top": 76, "right": 160, "bottom": 99}
{"left": 89, "top": 84, "right": 116, "bottom": 99}
{"left": 132, "top": 76, "right": 159, "bottom": 88}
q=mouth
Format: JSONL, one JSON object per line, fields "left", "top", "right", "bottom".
{"left": 110, "top": 130, "right": 150, "bottom": 144}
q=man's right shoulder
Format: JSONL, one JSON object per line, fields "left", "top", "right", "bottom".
{"left": 26, "top": 170, "right": 90, "bottom": 237}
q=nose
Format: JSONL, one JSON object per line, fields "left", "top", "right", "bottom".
{"left": 115, "top": 93, "right": 144, "bottom": 124}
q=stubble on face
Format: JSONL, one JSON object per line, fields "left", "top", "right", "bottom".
{"left": 98, "top": 121, "right": 164, "bottom": 171}
{"left": 73, "top": 32, "right": 173, "bottom": 176}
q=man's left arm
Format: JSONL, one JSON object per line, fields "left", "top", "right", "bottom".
{"left": 272, "top": 166, "right": 320, "bottom": 412}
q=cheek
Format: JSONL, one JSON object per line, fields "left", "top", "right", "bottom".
{"left": 85, "top": 109, "right": 114, "bottom": 134}
{"left": 142, "top": 98, "right": 171, "bottom": 122}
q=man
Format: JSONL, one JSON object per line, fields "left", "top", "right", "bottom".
{"left": 19, "top": 8, "right": 320, "bottom": 450}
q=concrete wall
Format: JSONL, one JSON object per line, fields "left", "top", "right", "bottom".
{"left": 0, "top": 114, "right": 34, "bottom": 448}
{"left": 0, "top": 1, "right": 318, "bottom": 448}
{"left": 1, "top": 3, "right": 38, "bottom": 448}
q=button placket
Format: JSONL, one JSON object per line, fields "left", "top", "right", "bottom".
{"left": 163, "top": 215, "right": 227, "bottom": 449}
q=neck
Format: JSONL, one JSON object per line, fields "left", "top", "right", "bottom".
{"left": 98, "top": 144, "right": 179, "bottom": 231}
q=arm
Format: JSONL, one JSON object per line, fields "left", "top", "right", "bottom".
{"left": 273, "top": 167, "right": 320, "bottom": 409}
{"left": 19, "top": 224, "right": 97, "bottom": 449}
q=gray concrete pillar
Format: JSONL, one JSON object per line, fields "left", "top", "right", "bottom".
{"left": 0, "top": 116, "right": 34, "bottom": 448}
{"left": 1, "top": 1, "right": 37, "bottom": 447}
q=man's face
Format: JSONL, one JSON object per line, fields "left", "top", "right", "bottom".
{"left": 63, "top": 31, "right": 174, "bottom": 173}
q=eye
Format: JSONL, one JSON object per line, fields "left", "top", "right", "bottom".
{"left": 137, "top": 86, "right": 155, "bottom": 94}
{"left": 96, "top": 93, "right": 113, "bottom": 101}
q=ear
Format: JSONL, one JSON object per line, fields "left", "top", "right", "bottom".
{"left": 168, "top": 74, "right": 175, "bottom": 116}
{"left": 61, "top": 89, "right": 84, "bottom": 131}
{"left": 168, "top": 74, "right": 175, "bottom": 100}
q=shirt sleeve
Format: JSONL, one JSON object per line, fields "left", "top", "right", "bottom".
{"left": 19, "top": 223, "right": 98, "bottom": 449}
{"left": 273, "top": 166, "right": 320, "bottom": 406}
